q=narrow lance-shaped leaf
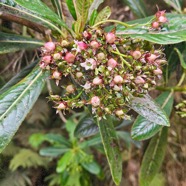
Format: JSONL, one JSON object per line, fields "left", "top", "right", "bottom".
{"left": 174, "top": 48, "right": 186, "bottom": 69}
{"left": 94, "top": 6, "right": 111, "bottom": 24}
{"left": 131, "top": 91, "right": 173, "bottom": 141}
{"left": 164, "top": 0, "right": 182, "bottom": 13}
{"left": 0, "top": 32, "right": 44, "bottom": 54}
{"left": 97, "top": 116, "right": 122, "bottom": 185}
{"left": 122, "top": 0, "right": 148, "bottom": 18}
{"left": 130, "top": 94, "right": 170, "bottom": 126}
{"left": 66, "top": 0, "right": 77, "bottom": 20}
{"left": 88, "top": 0, "right": 104, "bottom": 19}
{"left": 116, "top": 14, "right": 186, "bottom": 44}
{"left": 0, "top": 66, "right": 49, "bottom": 153}
{"left": 139, "top": 127, "right": 168, "bottom": 186}
{"left": 51, "top": 0, "right": 63, "bottom": 20}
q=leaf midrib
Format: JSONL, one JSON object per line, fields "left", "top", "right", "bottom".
{"left": 0, "top": 70, "right": 43, "bottom": 122}
{"left": 0, "top": 40, "right": 44, "bottom": 45}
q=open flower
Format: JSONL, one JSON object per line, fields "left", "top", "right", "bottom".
{"left": 80, "top": 58, "right": 97, "bottom": 70}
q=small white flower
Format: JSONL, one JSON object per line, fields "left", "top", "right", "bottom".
{"left": 80, "top": 58, "right": 97, "bottom": 70}
{"left": 82, "top": 81, "right": 91, "bottom": 90}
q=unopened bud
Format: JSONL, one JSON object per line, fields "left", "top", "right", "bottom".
{"left": 83, "top": 31, "right": 91, "bottom": 40}
{"left": 115, "top": 109, "right": 124, "bottom": 117}
{"left": 158, "top": 16, "right": 167, "bottom": 23}
{"left": 93, "top": 77, "right": 102, "bottom": 85}
{"left": 156, "top": 10, "right": 166, "bottom": 18}
{"left": 44, "top": 42, "right": 55, "bottom": 51}
{"left": 57, "top": 102, "right": 66, "bottom": 110}
{"left": 114, "top": 75, "right": 123, "bottom": 84}
{"left": 152, "top": 21, "right": 159, "bottom": 29}
{"left": 134, "top": 76, "right": 145, "bottom": 84}
{"left": 146, "top": 54, "right": 157, "bottom": 63}
{"left": 61, "top": 40, "right": 69, "bottom": 47}
{"left": 42, "top": 55, "right": 51, "bottom": 64}
{"left": 90, "top": 41, "right": 100, "bottom": 49}
{"left": 91, "top": 96, "right": 100, "bottom": 107}
{"left": 97, "top": 52, "right": 105, "bottom": 60}
{"left": 64, "top": 52, "right": 75, "bottom": 63}
{"left": 107, "top": 58, "right": 118, "bottom": 69}
{"left": 106, "top": 32, "right": 116, "bottom": 44}
{"left": 77, "top": 41, "right": 88, "bottom": 50}
{"left": 53, "top": 53, "right": 61, "bottom": 60}
{"left": 153, "top": 68, "right": 162, "bottom": 75}
{"left": 53, "top": 71, "right": 61, "bottom": 80}
{"left": 132, "top": 50, "right": 142, "bottom": 60}
{"left": 66, "top": 85, "right": 75, "bottom": 93}
{"left": 76, "top": 72, "right": 83, "bottom": 78}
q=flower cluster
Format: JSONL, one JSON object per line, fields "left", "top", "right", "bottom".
{"left": 151, "top": 10, "right": 168, "bottom": 30}
{"left": 40, "top": 27, "right": 166, "bottom": 119}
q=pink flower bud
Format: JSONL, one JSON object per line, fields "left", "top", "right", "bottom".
{"left": 115, "top": 109, "right": 124, "bottom": 117}
{"left": 114, "top": 75, "right": 123, "bottom": 84}
{"left": 132, "top": 51, "right": 142, "bottom": 60}
{"left": 83, "top": 31, "right": 91, "bottom": 40}
{"left": 64, "top": 52, "right": 75, "bottom": 63}
{"left": 53, "top": 71, "right": 61, "bottom": 80}
{"left": 91, "top": 96, "right": 100, "bottom": 107}
{"left": 158, "top": 16, "right": 167, "bottom": 23}
{"left": 107, "top": 58, "right": 118, "bottom": 69}
{"left": 152, "top": 21, "right": 159, "bottom": 29}
{"left": 53, "top": 53, "right": 61, "bottom": 60}
{"left": 39, "top": 62, "right": 46, "bottom": 69}
{"left": 76, "top": 72, "right": 83, "bottom": 78}
{"left": 106, "top": 32, "right": 116, "bottom": 44}
{"left": 93, "top": 77, "right": 102, "bottom": 85}
{"left": 153, "top": 68, "right": 162, "bottom": 75}
{"left": 97, "top": 52, "right": 105, "bottom": 60}
{"left": 90, "top": 41, "right": 100, "bottom": 49}
{"left": 156, "top": 10, "right": 166, "bottom": 18}
{"left": 44, "top": 42, "right": 55, "bottom": 51}
{"left": 66, "top": 85, "right": 75, "bottom": 93}
{"left": 77, "top": 41, "right": 88, "bottom": 50}
{"left": 146, "top": 54, "right": 157, "bottom": 63}
{"left": 134, "top": 76, "right": 145, "bottom": 84}
{"left": 57, "top": 102, "right": 66, "bottom": 110}
{"left": 42, "top": 55, "right": 52, "bottom": 64}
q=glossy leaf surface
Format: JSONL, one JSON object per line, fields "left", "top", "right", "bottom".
{"left": 0, "top": 32, "right": 44, "bottom": 54}
{"left": 97, "top": 117, "right": 122, "bottom": 185}
{"left": 122, "top": 0, "right": 148, "bottom": 18}
{"left": 0, "top": 66, "right": 48, "bottom": 153}
{"left": 116, "top": 14, "right": 186, "bottom": 44}
{"left": 131, "top": 91, "right": 173, "bottom": 140}
{"left": 139, "top": 127, "right": 168, "bottom": 186}
{"left": 130, "top": 94, "right": 170, "bottom": 126}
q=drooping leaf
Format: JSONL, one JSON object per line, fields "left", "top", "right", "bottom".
{"left": 0, "top": 32, "right": 44, "bottom": 54}
{"left": 66, "top": 0, "right": 77, "bottom": 20}
{"left": 40, "top": 147, "right": 70, "bottom": 157}
{"left": 94, "top": 6, "right": 111, "bottom": 24}
{"left": 130, "top": 94, "right": 170, "bottom": 126}
{"left": 81, "top": 160, "right": 101, "bottom": 175}
{"left": 0, "top": 2, "right": 67, "bottom": 34}
{"left": 131, "top": 91, "right": 173, "bottom": 141}
{"left": 122, "top": 0, "right": 148, "bottom": 18}
{"left": 88, "top": 0, "right": 104, "bottom": 19}
{"left": 0, "top": 66, "right": 48, "bottom": 153}
{"left": 174, "top": 47, "right": 186, "bottom": 69}
{"left": 97, "top": 116, "right": 122, "bottom": 185}
{"left": 116, "top": 14, "right": 186, "bottom": 44}
{"left": 164, "top": 0, "right": 182, "bottom": 13}
{"left": 51, "top": 0, "right": 63, "bottom": 19}
{"left": 139, "top": 127, "right": 168, "bottom": 186}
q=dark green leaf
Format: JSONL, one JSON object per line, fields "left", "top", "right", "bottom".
{"left": 51, "top": 0, "right": 63, "bottom": 19}
{"left": 94, "top": 6, "right": 111, "bottom": 24}
{"left": 97, "top": 116, "right": 122, "bottom": 185}
{"left": 66, "top": 0, "right": 77, "bottom": 20}
{"left": 116, "top": 14, "right": 186, "bottom": 44}
{"left": 130, "top": 94, "right": 170, "bottom": 126}
{"left": 0, "top": 32, "right": 43, "bottom": 54}
{"left": 139, "top": 127, "right": 168, "bottom": 186}
{"left": 174, "top": 48, "right": 186, "bottom": 69}
{"left": 88, "top": 0, "right": 104, "bottom": 19}
{"left": 131, "top": 91, "right": 173, "bottom": 140}
{"left": 0, "top": 61, "right": 37, "bottom": 95}
{"left": 40, "top": 147, "right": 70, "bottom": 157}
{"left": 0, "top": 66, "right": 48, "bottom": 153}
{"left": 81, "top": 160, "right": 101, "bottom": 175}
{"left": 122, "top": 0, "right": 148, "bottom": 18}
{"left": 74, "top": 117, "right": 98, "bottom": 138}
{"left": 164, "top": 0, "right": 182, "bottom": 13}
{"left": 79, "top": 135, "right": 101, "bottom": 149}
{"left": 89, "top": 9, "right": 98, "bottom": 26}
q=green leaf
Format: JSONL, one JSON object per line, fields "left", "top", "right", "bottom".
{"left": 88, "top": 0, "right": 104, "bottom": 19}
{"left": 56, "top": 151, "right": 74, "bottom": 173}
{"left": 174, "top": 48, "right": 186, "bottom": 69}
{"left": 139, "top": 127, "right": 168, "bottom": 186}
{"left": 164, "top": 0, "right": 182, "bottom": 13}
{"left": 116, "top": 14, "right": 186, "bottom": 44}
{"left": 0, "top": 32, "right": 44, "bottom": 54}
{"left": 94, "top": 6, "right": 111, "bottom": 24}
{"left": 0, "top": 61, "right": 37, "bottom": 94}
{"left": 131, "top": 91, "right": 173, "bottom": 140}
{"left": 40, "top": 147, "right": 70, "bottom": 157}
{"left": 97, "top": 116, "right": 122, "bottom": 185}
{"left": 0, "top": 1, "right": 67, "bottom": 34}
{"left": 89, "top": 9, "right": 98, "bottom": 26}
{"left": 0, "top": 66, "right": 48, "bottom": 153}
{"left": 122, "top": 0, "right": 148, "bottom": 18}
{"left": 130, "top": 94, "right": 170, "bottom": 126}
{"left": 65, "top": 119, "right": 76, "bottom": 141}
{"left": 66, "top": 0, "right": 77, "bottom": 20}
{"left": 51, "top": 0, "right": 63, "bottom": 19}
{"left": 79, "top": 135, "right": 101, "bottom": 149}
{"left": 74, "top": 117, "right": 98, "bottom": 138}
{"left": 81, "top": 160, "right": 101, "bottom": 175}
